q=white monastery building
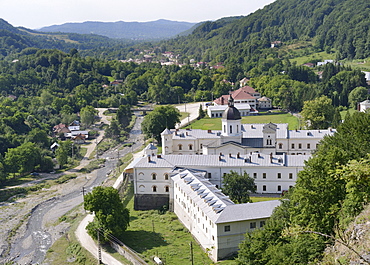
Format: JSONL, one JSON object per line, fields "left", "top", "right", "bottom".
{"left": 124, "top": 95, "right": 336, "bottom": 261}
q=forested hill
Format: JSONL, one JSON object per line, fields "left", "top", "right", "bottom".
{"left": 38, "top": 19, "right": 197, "bottom": 40}
{"left": 164, "top": 0, "right": 370, "bottom": 61}
{"left": 0, "top": 18, "right": 138, "bottom": 58}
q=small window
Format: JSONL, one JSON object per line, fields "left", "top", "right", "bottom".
{"left": 200, "top": 143, "right": 203, "bottom": 149}
{"left": 263, "top": 173, "right": 266, "bottom": 179}
{"left": 253, "top": 173, "right": 257, "bottom": 179}
{"left": 165, "top": 186, "right": 169, "bottom": 192}
{"left": 291, "top": 143, "right": 295, "bottom": 149}
{"left": 289, "top": 173, "right": 293, "bottom": 179}
{"left": 164, "top": 173, "right": 169, "bottom": 180}
{"left": 260, "top": 221, "right": 265, "bottom": 228}
{"left": 307, "top": 143, "right": 311, "bottom": 149}
{"left": 189, "top": 144, "right": 193, "bottom": 150}
{"left": 208, "top": 173, "right": 212, "bottom": 179}
{"left": 250, "top": 222, "right": 256, "bottom": 229}
{"left": 152, "top": 186, "right": 157, "bottom": 192}
{"left": 277, "top": 173, "right": 281, "bottom": 179}
{"left": 178, "top": 144, "right": 182, "bottom": 150}
{"left": 263, "top": 185, "right": 267, "bottom": 191}
{"left": 152, "top": 173, "right": 157, "bottom": 180}
{"left": 277, "top": 185, "right": 281, "bottom": 191}
{"left": 298, "top": 143, "right": 302, "bottom": 149}
{"left": 224, "top": 225, "right": 231, "bottom": 232}
{"left": 230, "top": 125, "right": 232, "bottom": 134}
{"left": 278, "top": 143, "right": 283, "bottom": 149}
{"left": 212, "top": 236, "right": 214, "bottom": 240}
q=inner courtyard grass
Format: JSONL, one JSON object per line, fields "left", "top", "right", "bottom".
{"left": 185, "top": 112, "right": 299, "bottom": 130}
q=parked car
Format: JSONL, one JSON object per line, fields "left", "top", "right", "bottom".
{"left": 30, "top": 172, "right": 39, "bottom": 176}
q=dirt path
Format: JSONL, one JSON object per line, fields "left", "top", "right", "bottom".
{"left": 0, "top": 108, "right": 138, "bottom": 264}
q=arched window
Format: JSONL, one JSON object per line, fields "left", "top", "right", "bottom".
{"left": 277, "top": 185, "right": 281, "bottom": 191}
{"left": 178, "top": 144, "right": 182, "bottom": 150}
{"left": 152, "top": 173, "right": 157, "bottom": 180}
{"left": 165, "top": 186, "right": 169, "bottom": 192}
{"left": 139, "top": 185, "right": 145, "bottom": 192}
{"left": 164, "top": 173, "right": 169, "bottom": 180}
{"left": 278, "top": 143, "right": 283, "bottom": 149}
{"left": 188, "top": 144, "right": 193, "bottom": 150}
{"left": 152, "top": 186, "right": 157, "bottom": 192}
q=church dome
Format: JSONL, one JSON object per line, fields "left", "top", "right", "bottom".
{"left": 222, "top": 94, "right": 241, "bottom": 120}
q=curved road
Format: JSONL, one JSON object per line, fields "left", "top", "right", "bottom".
{"left": 6, "top": 112, "right": 144, "bottom": 264}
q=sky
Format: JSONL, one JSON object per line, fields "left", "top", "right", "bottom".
{"left": 0, "top": 0, "right": 275, "bottom": 29}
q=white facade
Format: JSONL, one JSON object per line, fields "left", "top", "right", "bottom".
{"left": 359, "top": 100, "right": 370, "bottom": 113}
{"left": 161, "top": 124, "right": 336, "bottom": 156}
{"left": 126, "top": 152, "right": 308, "bottom": 196}
{"left": 172, "top": 169, "right": 280, "bottom": 261}
{"left": 207, "top": 103, "right": 252, "bottom": 118}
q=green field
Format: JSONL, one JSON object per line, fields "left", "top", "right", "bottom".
{"left": 186, "top": 112, "right": 299, "bottom": 130}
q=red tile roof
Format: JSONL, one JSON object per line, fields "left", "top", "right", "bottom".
{"left": 213, "top": 86, "right": 259, "bottom": 105}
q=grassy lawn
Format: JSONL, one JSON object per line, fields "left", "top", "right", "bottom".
{"left": 186, "top": 112, "right": 299, "bottom": 130}
{"left": 250, "top": 196, "right": 281, "bottom": 203}
{"left": 180, "top": 111, "right": 190, "bottom": 120}
{"left": 121, "top": 184, "right": 236, "bottom": 265}
{"left": 340, "top": 108, "right": 357, "bottom": 120}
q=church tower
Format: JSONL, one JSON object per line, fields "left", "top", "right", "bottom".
{"left": 161, "top": 128, "right": 173, "bottom": 155}
{"left": 221, "top": 95, "right": 242, "bottom": 144}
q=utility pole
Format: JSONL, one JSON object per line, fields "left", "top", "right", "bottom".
{"left": 190, "top": 241, "right": 194, "bottom": 265}
{"left": 96, "top": 139, "right": 98, "bottom": 159}
{"left": 97, "top": 229, "right": 102, "bottom": 264}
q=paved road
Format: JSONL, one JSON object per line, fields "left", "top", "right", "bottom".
{"left": 175, "top": 102, "right": 206, "bottom": 128}
{"left": 76, "top": 215, "right": 124, "bottom": 265}
{"left": 5, "top": 111, "right": 144, "bottom": 264}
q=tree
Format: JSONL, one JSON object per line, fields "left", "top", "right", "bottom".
{"left": 141, "top": 105, "right": 180, "bottom": 142}
{"left": 4, "top": 142, "right": 41, "bottom": 176}
{"left": 300, "top": 95, "right": 335, "bottom": 129}
{"left": 198, "top": 104, "right": 205, "bottom": 119}
{"left": 55, "top": 146, "right": 68, "bottom": 169}
{"left": 84, "top": 186, "right": 130, "bottom": 242}
{"left": 222, "top": 171, "right": 256, "bottom": 203}
{"left": 116, "top": 104, "right": 132, "bottom": 129}
{"left": 348, "top": 86, "right": 368, "bottom": 109}
{"left": 80, "top": 105, "right": 97, "bottom": 128}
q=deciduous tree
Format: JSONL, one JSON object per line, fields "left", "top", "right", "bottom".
{"left": 222, "top": 171, "right": 256, "bottom": 203}
{"left": 84, "top": 186, "right": 130, "bottom": 242}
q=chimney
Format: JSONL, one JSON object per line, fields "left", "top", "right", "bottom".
{"left": 186, "top": 132, "right": 188, "bottom": 136}
{"left": 295, "top": 128, "right": 298, "bottom": 132}
{"left": 175, "top": 131, "right": 178, "bottom": 136}
{"left": 157, "top": 154, "right": 162, "bottom": 158}
{"left": 270, "top": 153, "right": 273, "bottom": 163}
{"left": 251, "top": 125, "right": 254, "bottom": 129}
{"left": 237, "top": 152, "right": 240, "bottom": 158}
{"left": 258, "top": 153, "right": 261, "bottom": 158}
{"left": 208, "top": 130, "right": 212, "bottom": 133}
{"left": 176, "top": 128, "right": 179, "bottom": 131}
{"left": 220, "top": 152, "right": 223, "bottom": 156}
{"left": 147, "top": 156, "right": 151, "bottom": 162}
{"left": 219, "top": 156, "right": 222, "bottom": 161}
{"left": 229, "top": 153, "right": 232, "bottom": 158}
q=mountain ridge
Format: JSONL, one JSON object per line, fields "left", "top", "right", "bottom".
{"left": 38, "top": 19, "right": 198, "bottom": 40}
